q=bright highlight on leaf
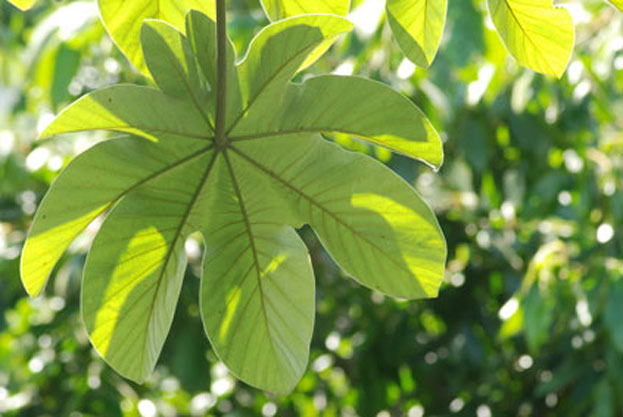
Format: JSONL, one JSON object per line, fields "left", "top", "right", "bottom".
{"left": 97, "top": 0, "right": 216, "bottom": 75}
{"left": 610, "top": 0, "right": 623, "bottom": 11}
{"left": 260, "top": 0, "right": 350, "bottom": 20}
{"left": 6, "top": 0, "right": 36, "bottom": 10}
{"left": 21, "top": 10, "right": 446, "bottom": 393}
{"left": 386, "top": 0, "right": 448, "bottom": 68}
{"left": 258, "top": 0, "right": 352, "bottom": 71}
{"left": 487, "top": 0, "right": 574, "bottom": 78}
{"left": 260, "top": 0, "right": 450, "bottom": 69}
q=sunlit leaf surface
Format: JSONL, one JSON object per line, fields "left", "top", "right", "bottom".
{"left": 6, "top": 0, "right": 36, "bottom": 10}
{"left": 260, "top": 0, "right": 350, "bottom": 20}
{"left": 609, "top": 0, "right": 623, "bottom": 11}
{"left": 386, "top": 0, "right": 448, "bottom": 68}
{"left": 487, "top": 0, "right": 574, "bottom": 77}
{"left": 98, "top": 0, "right": 216, "bottom": 75}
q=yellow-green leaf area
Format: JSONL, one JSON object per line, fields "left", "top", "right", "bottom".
{"left": 386, "top": 0, "right": 448, "bottom": 68}
{"left": 6, "top": 0, "right": 36, "bottom": 10}
{"left": 487, "top": 0, "right": 574, "bottom": 78}
{"left": 260, "top": 0, "right": 350, "bottom": 20}
{"left": 609, "top": 0, "right": 623, "bottom": 11}
{"left": 98, "top": 0, "right": 216, "bottom": 75}
{"left": 21, "top": 10, "right": 445, "bottom": 393}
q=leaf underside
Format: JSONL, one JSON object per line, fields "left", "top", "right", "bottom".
{"left": 21, "top": 10, "right": 446, "bottom": 393}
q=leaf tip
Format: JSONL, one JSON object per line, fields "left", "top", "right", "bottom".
{"left": 19, "top": 256, "right": 44, "bottom": 298}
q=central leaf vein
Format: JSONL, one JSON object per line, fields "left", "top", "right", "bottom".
{"left": 139, "top": 149, "right": 219, "bottom": 372}
{"left": 222, "top": 150, "right": 281, "bottom": 364}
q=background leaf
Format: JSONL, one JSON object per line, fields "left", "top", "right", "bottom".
{"left": 257, "top": 1, "right": 352, "bottom": 70}
{"left": 260, "top": 0, "right": 350, "bottom": 21}
{"left": 386, "top": 0, "right": 448, "bottom": 68}
{"left": 605, "top": 280, "right": 623, "bottom": 353}
{"left": 6, "top": 0, "right": 36, "bottom": 10}
{"left": 97, "top": 0, "right": 216, "bottom": 75}
{"left": 609, "top": 0, "right": 623, "bottom": 11}
{"left": 487, "top": 0, "right": 574, "bottom": 77}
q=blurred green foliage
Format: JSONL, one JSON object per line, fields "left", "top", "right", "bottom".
{"left": 1, "top": 0, "right": 622, "bottom": 416}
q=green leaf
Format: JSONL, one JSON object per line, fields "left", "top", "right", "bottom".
{"left": 260, "top": 0, "right": 350, "bottom": 21}
{"left": 230, "top": 134, "right": 446, "bottom": 299}
{"left": 386, "top": 0, "right": 448, "bottom": 68}
{"left": 257, "top": 1, "right": 351, "bottom": 71}
{"left": 591, "top": 378, "right": 615, "bottom": 417}
{"left": 200, "top": 155, "right": 314, "bottom": 393}
{"left": 40, "top": 85, "right": 213, "bottom": 142}
{"left": 522, "top": 285, "right": 553, "bottom": 353}
{"left": 186, "top": 10, "right": 240, "bottom": 122}
{"left": 140, "top": 19, "right": 214, "bottom": 129}
{"left": 51, "top": 44, "right": 81, "bottom": 111}
{"left": 98, "top": 0, "right": 216, "bottom": 75}
{"left": 230, "top": 75, "right": 443, "bottom": 169}
{"left": 20, "top": 135, "right": 211, "bottom": 297}
{"left": 610, "top": 0, "right": 623, "bottom": 11}
{"left": 6, "top": 0, "right": 36, "bottom": 10}
{"left": 487, "top": 0, "right": 574, "bottom": 78}
{"left": 605, "top": 280, "right": 623, "bottom": 353}
{"left": 22, "top": 11, "right": 445, "bottom": 391}
{"left": 260, "top": 0, "right": 448, "bottom": 69}
{"left": 81, "top": 138, "right": 214, "bottom": 383}
{"left": 232, "top": 14, "right": 354, "bottom": 130}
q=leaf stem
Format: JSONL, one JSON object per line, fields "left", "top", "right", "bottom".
{"left": 215, "top": 0, "right": 228, "bottom": 147}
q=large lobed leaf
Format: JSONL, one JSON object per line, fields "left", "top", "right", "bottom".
{"left": 22, "top": 10, "right": 446, "bottom": 392}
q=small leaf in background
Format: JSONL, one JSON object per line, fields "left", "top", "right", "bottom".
{"left": 6, "top": 0, "right": 36, "bottom": 10}
{"left": 260, "top": 0, "right": 350, "bottom": 20}
{"left": 97, "top": 0, "right": 216, "bottom": 75}
{"left": 522, "top": 285, "right": 554, "bottom": 353}
{"left": 487, "top": 0, "right": 574, "bottom": 78}
{"left": 604, "top": 280, "right": 623, "bottom": 353}
{"left": 591, "top": 378, "right": 614, "bottom": 417}
{"left": 258, "top": 0, "right": 351, "bottom": 70}
{"left": 386, "top": 0, "right": 448, "bottom": 68}
{"left": 51, "top": 44, "right": 81, "bottom": 111}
